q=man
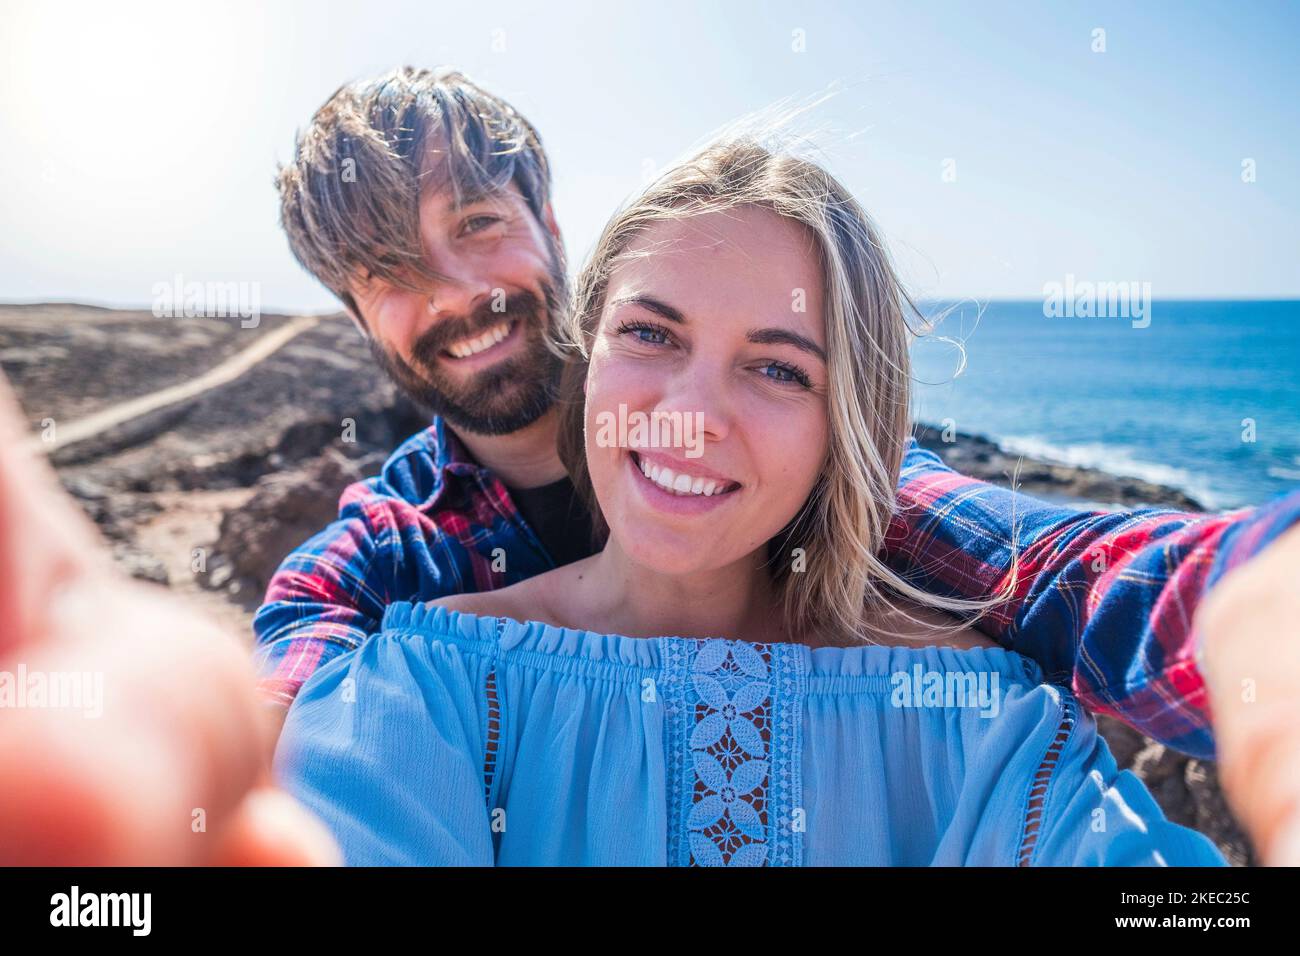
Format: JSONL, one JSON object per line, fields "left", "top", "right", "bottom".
{"left": 1, "top": 67, "right": 1296, "bottom": 866}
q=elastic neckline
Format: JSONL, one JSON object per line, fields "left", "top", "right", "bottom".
{"left": 380, "top": 601, "right": 1045, "bottom": 689}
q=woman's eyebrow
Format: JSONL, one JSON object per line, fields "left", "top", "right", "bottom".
{"left": 746, "top": 327, "right": 827, "bottom": 362}
{"left": 610, "top": 294, "right": 826, "bottom": 361}
{"left": 608, "top": 293, "right": 685, "bottom": 324}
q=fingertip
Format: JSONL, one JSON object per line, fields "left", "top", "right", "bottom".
{"left": 215, "top": 788, "right": 343, "bottom": 867}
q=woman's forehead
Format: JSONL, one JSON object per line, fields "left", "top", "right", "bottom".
{"left": 612, "top": 208, "right": 823, "bottom": 301}
{"left": 602, "top": 210, "right": 827, "bottom": 353}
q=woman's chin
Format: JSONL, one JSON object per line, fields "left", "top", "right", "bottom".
{"left": 608, "top": 525, "right": 728, "bottom": 578}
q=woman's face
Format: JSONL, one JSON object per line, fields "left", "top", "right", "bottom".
{"left": 584, "top": 205, "right": 830, "bottom": 577}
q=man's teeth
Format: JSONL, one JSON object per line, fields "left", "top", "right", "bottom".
{"left": 637, "top": 455, "right": 729, "bottom": 497}
{"left": 446, "top": 321, "right": 513, "bottom": 358}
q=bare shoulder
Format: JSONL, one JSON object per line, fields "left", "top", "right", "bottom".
{"left": 863, "top": 597, "right": 1000, "bottom": 650}
{"left": 427, "top": 558, "right": 595, "bottom": 627}
{"left": 428, "top": 578, "right": 545, "bottom": 623}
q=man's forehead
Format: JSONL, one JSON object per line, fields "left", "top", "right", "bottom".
{"left": 419, "top": 170, "right": 522, "bottom": 214}
{"left": 418, "top": 138, "right": 522, "bottom": 212}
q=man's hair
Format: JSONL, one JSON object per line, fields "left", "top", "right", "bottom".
{"left": 276, "top": 66, "right": 552, "bottom": 317}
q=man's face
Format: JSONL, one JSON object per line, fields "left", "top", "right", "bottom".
{"left": 350, "top": 179, "right": 566, "bottom": 435}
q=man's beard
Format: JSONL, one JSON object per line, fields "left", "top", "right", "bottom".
{"left": 370, "top": 276, "right": 566, "bottom": 437}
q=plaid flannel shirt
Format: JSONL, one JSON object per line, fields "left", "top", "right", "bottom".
{"left": 253, "top": 417, "right": 1300, "bottom": 758}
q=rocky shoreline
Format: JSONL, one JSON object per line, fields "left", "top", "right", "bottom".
{"left": 0, "top": 302, "right": 1251, "bottom": 864}
{"left": 910, "top": 423, "right": 1205, "bottom": 511}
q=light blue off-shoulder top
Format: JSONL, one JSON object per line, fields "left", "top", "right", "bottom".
{"left": 274, "top": 603, "right": 1225, "bottom": 866}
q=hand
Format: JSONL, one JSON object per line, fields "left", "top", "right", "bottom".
{"left": 1196, "top": 520, "right": 1300, "bottom": 866}
{"left": 0, "top": 375, "right": 340, "bottom": 865}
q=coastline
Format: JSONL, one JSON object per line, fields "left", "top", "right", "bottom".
{"left": 911, "top": 422, "right": 1206, "bottom": 512}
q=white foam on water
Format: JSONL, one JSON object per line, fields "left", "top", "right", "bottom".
{"left": 994, "top": 434, "right": 1229, "bottom": 510}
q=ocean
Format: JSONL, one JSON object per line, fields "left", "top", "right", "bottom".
{"left": 909, "top": 300, "right": 1300, "bottom": 511}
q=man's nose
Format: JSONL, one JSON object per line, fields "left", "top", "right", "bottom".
{"left": 423, "top": 252, "right": 493, "bottom": 318}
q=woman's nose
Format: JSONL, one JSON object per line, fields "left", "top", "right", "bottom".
{"left": 653, "top": 364, "right": 733, "bottom": 444}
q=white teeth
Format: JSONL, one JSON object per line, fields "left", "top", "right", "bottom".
{"left": 636, "top": 454, "right": 731, "bottom": 497}
{"left": 446, "top": 321, "right": 513, "bottom": 358}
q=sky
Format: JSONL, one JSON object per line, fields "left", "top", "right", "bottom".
{"left": 2, "top": 0, "right": 1297, "bottom": 312}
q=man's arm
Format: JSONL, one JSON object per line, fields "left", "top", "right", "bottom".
{"left": 252, "top": 492, "right": 389, "bottom": 711}
{"left": 252, "top": 463, "right": 548, "bottom": 725}
{"left": 252, "top": 483, "right": 455, "bottom": 717}
{"left": 884, "top": 438, "right": 1300, "bottom": 759}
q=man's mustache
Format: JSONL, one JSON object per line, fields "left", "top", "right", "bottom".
{"left": 411, "top": 290, "right": 543, "bottom": 365}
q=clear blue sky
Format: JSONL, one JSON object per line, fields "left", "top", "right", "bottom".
{"left": 2, "top": 0, "right": 1297, "bottom": 311}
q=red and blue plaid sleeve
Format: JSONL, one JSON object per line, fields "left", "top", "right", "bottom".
{"left": 884, "top": 438, "right": 1300, "bottom": 759}
{"left": 251, "top": 479, "right": 391, "bottom": 708}
{"left": 252, "top": 425, "right": 552, "bottom": 708}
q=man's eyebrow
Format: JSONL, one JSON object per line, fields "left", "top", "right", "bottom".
{"left": 450, "top": 188, "right": 504, "bottom": 211}
{"left": 424, "top": 182, "right": 506, "bottom": 212}
{"left": 608, "top": 294, "right": 686, "bottom": 324}
{"left": 746, "top": 327, "right": 827, "bottom": 362}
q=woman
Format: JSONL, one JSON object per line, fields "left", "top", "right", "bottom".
{"left": 275, "top": 136, "right": 1225, "bottom": 866}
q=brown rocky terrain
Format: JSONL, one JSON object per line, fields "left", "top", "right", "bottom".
{"left": 0, "top": 302, "right": 1252, "bottom": 865}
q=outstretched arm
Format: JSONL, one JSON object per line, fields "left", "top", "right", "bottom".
{"left": 1196, "top": 522, "right": 1300, "bottom": 866}
{"left": 0, "top": 376, "right": 338, "bottom": 865}
{"left": 884, "top": 437, "right": 1300, "bottom": 759}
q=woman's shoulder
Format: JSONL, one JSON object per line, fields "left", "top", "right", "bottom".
{"left": 859, "top": 597, "right": 1000, "bottom": 650}
{"left": 429, "top": 557, "right": 595, "bottom": 628}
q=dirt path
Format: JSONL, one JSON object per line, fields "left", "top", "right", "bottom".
{"left": 30, "top": 314, "right": 320, "bottom": 454}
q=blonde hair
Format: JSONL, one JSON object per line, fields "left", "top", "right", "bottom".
{"left": 557, "top": 133, "right": 1014, "bottom": 644}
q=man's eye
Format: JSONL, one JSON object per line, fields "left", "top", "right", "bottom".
{"left": 461, "top": 215, "right": 501, "bottom": 236}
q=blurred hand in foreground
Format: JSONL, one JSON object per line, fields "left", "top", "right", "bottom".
{"left": 1197, "top": 520, "right": 1300, "bottom": 866}
{"left": 0, "top": 375, "right": 339, "bottom": 865}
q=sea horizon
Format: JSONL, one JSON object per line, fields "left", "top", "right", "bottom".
{"left": 911, "top": 298, "right": 1300, "bottom": 510}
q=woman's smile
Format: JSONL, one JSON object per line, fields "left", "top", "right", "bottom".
{"left": 625, "top": 449, "right": 741, "bottom": 515}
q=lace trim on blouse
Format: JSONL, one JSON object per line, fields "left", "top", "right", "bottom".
{"left": 661, "top": 638, "right": 806, "bottom": 866}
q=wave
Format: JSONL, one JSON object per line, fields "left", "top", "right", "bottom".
{"left": 993, "top": 434, "right": 1230, "bottom": 509}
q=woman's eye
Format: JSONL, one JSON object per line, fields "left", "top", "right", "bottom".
{"left": 759, "top": 361, "right": 812, "bottom": 388}
{"left": 616, "top": 321, "right": 671, "bottom": 345}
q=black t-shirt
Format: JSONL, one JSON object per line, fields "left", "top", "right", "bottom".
{"left": 506, "top": 476, "right": 598, "bottom": 568}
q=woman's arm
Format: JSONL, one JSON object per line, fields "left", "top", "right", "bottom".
{"left": 1196, "top": 522, "right": 1300, "bottom": 866}
{"left": 274, "top": 632, "right": 498, "bottom": 866}
{"left": 0, "top": 377, "right": 338, "bottom": 865}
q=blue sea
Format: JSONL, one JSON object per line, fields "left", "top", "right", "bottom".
{"left": 910, "top": 300, "right": 1300, "bottom": 510}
